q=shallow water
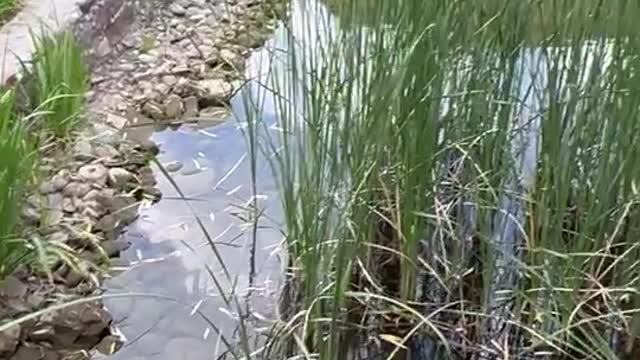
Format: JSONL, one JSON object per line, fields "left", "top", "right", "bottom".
{"left": 99, "top": 34, "right": 289, "bottom": 360}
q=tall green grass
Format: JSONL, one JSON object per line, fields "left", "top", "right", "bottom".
{"left": 242, "top": 0, "right": 640, "bottom": 358}
{"left": 24, "top": 29, "right": 89, "bottom": 137}
{"left": 0, "top": 89, "right": 33, "bottom": 278}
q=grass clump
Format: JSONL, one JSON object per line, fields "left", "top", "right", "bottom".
{"left": 0, "top": 89, "right": 33, "bottom": 278}
{"left": 24, "top": 29, "right": 89, "bottom": 137}
{"left": 238, "top": 0, "right": 640, "bottom": 359}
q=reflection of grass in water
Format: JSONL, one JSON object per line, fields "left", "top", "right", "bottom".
{"left": 241, "top": 0, "right": 640, "bottom": 359}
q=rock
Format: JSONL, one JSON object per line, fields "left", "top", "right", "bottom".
{"left": 100, "top": 240, "right": 130, "bottom": 257}
{"left": 11, "top": 344, "right": 42, "bottom": 360}
{"left": 96, "top": 335, "right": 123, "bottom": 355}
{"left": 108, "top": 168, "right": 134, "bottom": 188}
{"left": 164, "top": 161, "right": 183, "bottom": 173}
{"left": 51, "top": 171, "right": 70, "bottom": 191}
{"left": 142, "top": 101, "right": 166, "bottom": 121}
{"left": 0, "top": 276, "right": 28, "bottom": 298}
{"left": 78, "top": 164, "right": 108, "bottom": 185}
{"left": 62, "top": 197, "right": 77, "bottom": 213}
{"left": 196, "top": 79, "right": 234, "bottom": 103}
{"left": 49, "top": 231, "right": 69, "bottom": 243}
{"left": 111, "top": 195, "right": 139, "bottom": 226}
{"left": 95, "top": 37, "right": 111, "bottom": 57}
{"left": 73, "top": 139, "right": 94, "bottom": 161}
{"left": 220, "top": 49, "right": 244, "bottom": 70}
{"left": 93, "top": 143, "right": 120, "bottom": 159}
{"left": 171, "top": 65, "right": 192, "bottom": 75}
{"left": 143, "top": 187, "right": 163, "bottom": 201}
{"left": 186, "top": 6, "right": 202, "bottom": 18}
{"left": 48, "top": 193, "right": 64, "bottom": 211}
{"left": 180, "top": 167, "right": 204, "bottom": 176}
{"left": 0, "top": 324, "right": 20, "bottom": 357}
{"left": 183, "top": 96, "right": 199, "bottom": 117}
{"left": 22, "top": 205, "right": 40, "bottom": 225}
{"left": 199, "top": 106, "right": 230, "bottom": 122}
{"left": 136, "top": 139, "right": 160, "bottom": 155}
{"left": 138, "top": 167, "right": 156, "bottom": 187}
{"left": 78, "top": 0, "right": 96, "bottom": 14}
{"left": 169, "top": 3, "right": 186, "bottom": 16}
{"left": 162, "top": 75, "right": 177, "bottom": 87}
{"left": 105, "top": 113, "right": 128, "bottom": 129}
{"left": 62, "top": 182, "right": 91, "bottom": 198}
{"left": 39, "top": 181, "right": 55, "bottom": 194}
{"left": 139, "top": 54, "right": 155, "bottom": 63}
{"left": 237, "top": 30, "right": 264, "bottom": 49}
{"left": 164, "top": 94, "right": 184, "bottom": 119}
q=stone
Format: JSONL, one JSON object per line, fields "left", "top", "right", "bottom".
{"left": 48, "top": 192, "right": 64, "bottom": 211}
{"left": 169, "top": 3, "right": 186, "bottom": 16}
{"left": 142, "top": 101, "right": 166, "bottom": 121}
{"left": 96, "top": 335, "right": 123, "bottom": 355}
{"left": 78, "top": 164, "right": 108, "bottom": 185}
{"left": 51, "top": 171, "right": 70, "bottom": 191}
{"left": 143, "top": 187, "right": 163, "bottom": 201}
{"left": 174, "top": 78, "right": 197, "bottom": 97}
{"left": 62, "top": 197, "right": 77, "bottom": 213}
{"left": 164, "top": 94, "right": 184, "bottom": 119}
{"left": 183, "top": 96, "right": 199, "bottom": 117}
{"left": 78, "top": 0, "right": 96, "bottom": 14}
{"left": 39, "top": 181, "right": 55, "bottom": 194}
{"left": 136, "top": 139, "right": 160, "bottom": 155}
{"left": 49, "top": 231, "right": 69, "bottom": 243}
{"left": 164, "top": 161, "right": 183, "bottom": 173}
{"left": 93, "top": 143, "right": 120, "bottom": 159}
{"left": 199, "top": 106, "right": 230, "bottom": 121}
{"left": 139, "top": 54, "right": 155, "bottom": 63}
{"left": 100, "top": 240, "right": 130, "bottom": 257}
{"left": 62, "top": 182, "right": 91, "bottom": 198}
{"left": 171, "top": 65, "right": 192, "bottom": 75}
{"left": 196, "top": 79, "right": 234, "bottom": 103}
{"left": 22, "top": 206, "right": 40, "bottom": 225}
{"left": 95, "top": 37, "right": 111, "bottom": 57}
{"left": 111, "top": 195, "right": 139, "bottom": 226}
{"left": 220, "top": 49, "right": 244, "bottom": 70}
{"left": 73, "top": 139, "right": 94, "bottom": 161}
{"left": 108, "top": 168, "right": 134, "bottom": 188}
{"left": 105, "top": 113, "right": 128, "bottom": 129}
{"left": 0, "top": 325, "right": 20, "bottom": 356}
{"left": 162, "top": 75, "right": 178, "bottom": 87}
{"left": 11, "top": 344, "right": 42, "bottom": 360}
{"left": 0, "top": 276, "right": 28, "bottom": 298}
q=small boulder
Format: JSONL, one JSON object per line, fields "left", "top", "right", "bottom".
{"left": 51, "top": 170, "right": 70, "bottom": 191}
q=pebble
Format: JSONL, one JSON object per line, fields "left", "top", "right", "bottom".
{"left": 183, "top": 96, "right": 199, "bottom": 117}
{"left": 169, "top": 3, "right": 186, "bottom": 16}
{"left": 78, "top": 164, "right": 108, "bottom": 185}
{"left": 142, "top": 101, "right": 166, "bottom": 121}
{"left": 139, "top": 54, "right": 155, "bottom": 63}
{"left": 108, "top": 168, "right": 134, "bottom": 189}
{"left": 164, "top": 94, "right": 184, "bottom": 119}
{"left": 196, "top": 79, "right": 234, "bottom": 103}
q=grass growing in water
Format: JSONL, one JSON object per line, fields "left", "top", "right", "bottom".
{"left": 241, "top": 0, "right": 640, "bottom": 358}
